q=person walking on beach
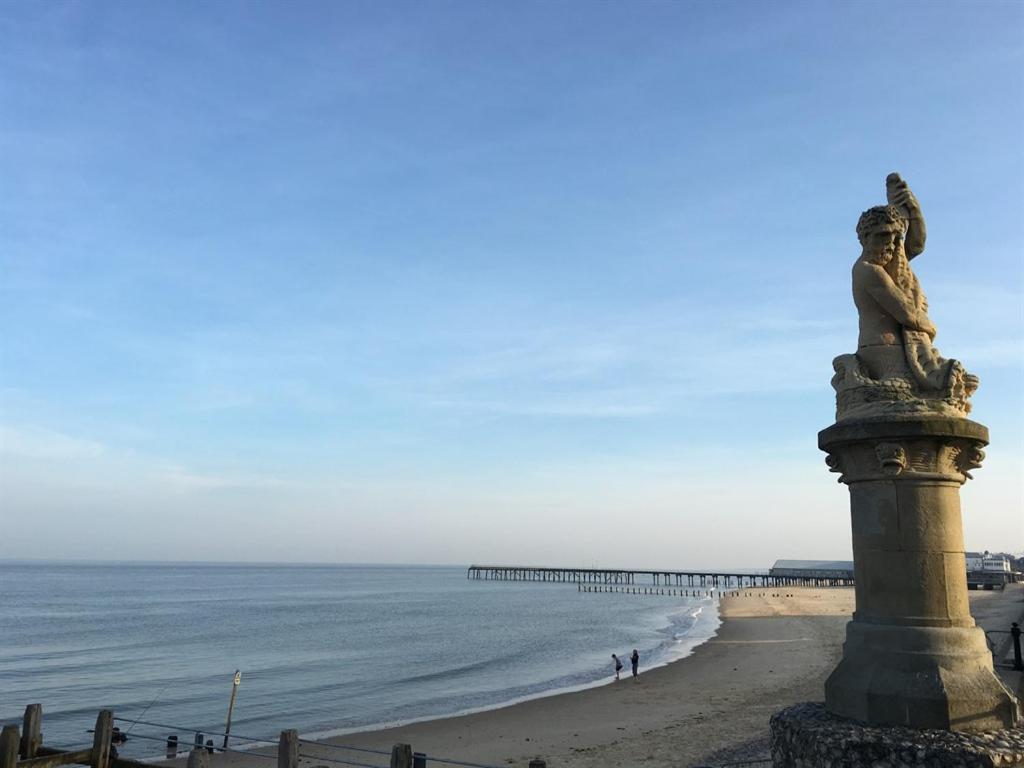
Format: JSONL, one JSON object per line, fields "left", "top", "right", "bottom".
{"left": 612, "top": 654, "right": 623, "bottom": 681}
{"left": 630, "top": 649, "right": 639, "bottom": 678}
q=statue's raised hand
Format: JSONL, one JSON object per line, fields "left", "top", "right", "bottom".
{"left": 886, "top": 172, "right": 920, "bottom": 214}
{"left": 886, "top": 172, "right": 926, "bottom": 257}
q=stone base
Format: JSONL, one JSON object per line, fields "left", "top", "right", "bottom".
{"left": 770, "top": 703, "right": 1024, "bottom": 767}
{"left": 826, "top": 622, "right": 1020, "bottom": 731}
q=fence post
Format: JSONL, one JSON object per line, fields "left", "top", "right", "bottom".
{"left": 1012, "top": 622, "right": 1023, "bottom": 672}
{"left": 166, "top": 735, "right": 179, "bottom": 760}
{"left": 21, "top": 704, "right": 42, "bottom": 759}
{"left": 278, "top": 730, "right": 298, "bottom": 768}
{"left": 1, "top": 725, "right": 19, "bottom": 768}
{"left": 186, "top": 749, "right": 209, "bottom": 768}
{"left": 390, "top": 743, "right": 412, "bottom": 768}
{"left": 91, "top": 711, "right": 113, "bottom": 768}
{"left": 223, "top": 670, "right": 241, "bottom": 750}
{"left": 412, "top": 752, "right": 427, "bottom": 768}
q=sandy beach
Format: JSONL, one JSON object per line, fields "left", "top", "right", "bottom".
{"left": 185, "top": 585, "right": 1024, "bottom": 768}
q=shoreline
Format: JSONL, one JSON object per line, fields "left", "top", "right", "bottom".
{"left": 185, "top": 587, "right": 855, "bottom": 768}
{"left": 171, "top": 585, "right": 1024, "bottom": 768}
{"left": 299, "top": 598, "right": 722, "bottom": 745}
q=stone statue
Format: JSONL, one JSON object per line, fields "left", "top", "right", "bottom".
{"left": 831, "top": 173, "right": 978, "bottom": 421}
{"left": 807, "top": 173, "right": 1020, "bottom": 737}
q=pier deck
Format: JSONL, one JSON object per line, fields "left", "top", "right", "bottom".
{"left": 467, "top": 564, "right": 853, "bottom": 588}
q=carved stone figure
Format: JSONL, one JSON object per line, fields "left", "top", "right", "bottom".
{"left": 832, "top": 173, "right": 978, "bottom": 421}
{"left": 811, "top": 174, "right": 1019, "bottom": 735}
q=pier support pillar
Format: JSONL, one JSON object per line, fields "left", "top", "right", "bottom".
{"left": 819, "top": 417, "right": 1017, "bottom": 731}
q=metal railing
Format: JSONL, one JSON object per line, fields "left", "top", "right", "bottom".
{"left": 984, "top": 621, "right": 1023, "bottom": 671}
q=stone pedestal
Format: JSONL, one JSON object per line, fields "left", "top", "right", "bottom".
{"left": 771, "top": 703, "right": 1024, "bottom": 768}
{"left": 819, "top": 417, "right": 1019, "bottom": 731}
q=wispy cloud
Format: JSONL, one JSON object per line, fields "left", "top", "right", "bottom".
{"left": 0, "top": 425, "right": 105, "bottom": 459}
{"left": 1, "top": 424, "right": 284, "bottom": 494}
{"left": 427, "top": 396, "right": 658, "bottom": 418}
{"left": 150, "top": 465, "right": 286, "bottom": 491}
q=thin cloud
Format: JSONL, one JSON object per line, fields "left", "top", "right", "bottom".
{"left": 0, "top": 425, "right": 105, "bottom": 460}
{"left": 427, "top": 397, "right": 659, "bottom": 418}
{"left": 151, "top": 465, "right": 286, "bottom": 492}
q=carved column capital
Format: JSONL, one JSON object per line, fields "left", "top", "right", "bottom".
{"left": 819, "top": 417, "right": 988, "bottom": 485}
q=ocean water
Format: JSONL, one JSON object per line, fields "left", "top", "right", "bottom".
{"left": 0, "top": 563, "right": 719, "bottom": 758}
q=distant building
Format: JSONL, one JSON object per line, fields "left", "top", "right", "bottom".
{"left": 769, "top": 559, "right": 854, "bottom": 579}
{"left": 965, "top": 551, "right": 1013, "bottom": 573}
{"left": 982, "top": 555, "right": 1011, "bottom": 573}
{"left": 964, "top": 551, "right": 1019, "bottom": 589}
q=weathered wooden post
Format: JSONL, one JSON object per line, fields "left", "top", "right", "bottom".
{"left": 222, "top": 670, "right": 242, "bottom": 749}
{"left": 91, "top": 711, "right": 113, "bottom": 768}
{"left": 389, "top": 743, "right": 412, "bottom": 768}
{"left": 21, "top": 704, "right": 41, "bottom": 759}
{"left": 412, "top": 752, "right": 427, "bottom": 768}
{"left": 277, "top": 730, "right": 298, "bottom": 768}
{"left": 528, "top": 759, "right": 547, "bottom": 768}
{"left": 186, "top": 749, "right": 209, "bottom": 768}
{"left": 166, "top": 735, "right": 179, "bottom": 760}
{"left": 0, "top": 725, "right": 19, "bottom": 768}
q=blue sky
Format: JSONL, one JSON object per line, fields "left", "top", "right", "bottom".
{"left": 2, "top": 1, "right": 1022, "bottom": 566}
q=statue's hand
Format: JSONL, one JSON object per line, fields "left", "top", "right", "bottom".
{"left": 886, "top": 172, "right": 921, "bottom": 214}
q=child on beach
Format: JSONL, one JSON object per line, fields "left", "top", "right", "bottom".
{"left": 612, "top": 653, "right": 623, "bottom": 681}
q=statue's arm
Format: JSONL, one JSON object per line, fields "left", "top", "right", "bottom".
{"left": 859, "top": 263, "right": 935, "bottom": 334}
{"left": 902, "top": 196, "right": 926, "bottom": 259}
{"left": 886, "top": 174, "right": 927, "bottom": 259}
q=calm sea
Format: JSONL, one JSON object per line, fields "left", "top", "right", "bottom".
{"left": 0, "top": 562, "right": 719, "bottom": 758}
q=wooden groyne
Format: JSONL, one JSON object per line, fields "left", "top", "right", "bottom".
{"left": 466, "top": 565, "right": 854, "bottom": 588}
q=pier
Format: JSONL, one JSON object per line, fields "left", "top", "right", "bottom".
{"left": 466, "top": 564, "right": 854, "bottom": 588}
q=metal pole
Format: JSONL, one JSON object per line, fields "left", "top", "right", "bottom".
{"left": 223, "top": 670, "right": 242, "bottom": 749}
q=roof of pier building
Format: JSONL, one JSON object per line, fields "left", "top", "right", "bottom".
{"left": 769, "top": 559, "right": 854, "bottom": 578}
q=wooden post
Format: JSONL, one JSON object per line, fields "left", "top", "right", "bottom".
{"left": 222, "top": 670, "right": 241, "bottom": 749}
{"left": 91, "top": 711, "right": 113, "bottom": 768}
{"left": 166, "top": 735, "right": 179, "bottom": 760}
{"left": 21, "top": 704, "right": 42, "bottom": 759}
{"left": 389, "top": 743, "right": 412, "bottom": 768}
{"left": 277, "top": 730, "right": 298, "bottom": 768}
{"left": 412, "top": 752, "right": 427, "bottom": 768}
{"left": 186, "top": 749, "right": 209, "bottom": 768}
{"left": 528, "top": 760, "right": 547, "bottom": 768}
{"left": 1, "top": 725, "right": 19, "bottom": 768}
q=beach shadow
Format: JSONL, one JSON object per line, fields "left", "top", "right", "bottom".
{"left": 689, "top": 733, "right": 770, "bottom": 767}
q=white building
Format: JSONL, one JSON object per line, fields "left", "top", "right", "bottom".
{"left": 982, "top": 555, "right": 1011, "bottom": 573}
{"left": 966, "top": 551, "right": 1012, "bottom": 573}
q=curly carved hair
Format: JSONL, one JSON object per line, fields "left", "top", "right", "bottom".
{"left": 856, "top": 205, "right": 908, "bottom": 244}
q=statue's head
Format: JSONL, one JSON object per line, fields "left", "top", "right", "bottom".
{"left": 857, "top": 205, "right": 907, "bottom": 264}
